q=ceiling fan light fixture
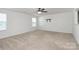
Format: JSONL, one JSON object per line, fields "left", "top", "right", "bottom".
{"left": 37, "top": 11, "right": 42, "bottom": 14}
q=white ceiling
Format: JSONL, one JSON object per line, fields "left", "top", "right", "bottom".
{"left": 4, "top": 8, "right": 74, "bottom": 16}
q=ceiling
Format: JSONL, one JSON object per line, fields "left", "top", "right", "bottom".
{"left": 4, "top": 8, "right": 74, "bottom": 16}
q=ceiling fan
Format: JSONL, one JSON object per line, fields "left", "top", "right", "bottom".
{"left": 37, "top": 8, "right": 47, "bottom": 14}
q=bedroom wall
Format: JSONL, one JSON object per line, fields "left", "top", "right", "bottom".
{"left": 0, "top": 9, "right": 35, "bottom": 39}
{"left": 38, "top": 12, "right": 74, "bottom": 33}
{"left": 73, "top": 9, "right": 79, "bottom": 44}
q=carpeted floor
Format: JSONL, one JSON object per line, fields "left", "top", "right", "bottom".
{"left": 0, "top": 30, "right": 78, "bottom": 50}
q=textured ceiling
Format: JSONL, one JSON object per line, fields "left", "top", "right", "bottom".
{"left": 4, "top": 8, "right": 74, "bottom": 16}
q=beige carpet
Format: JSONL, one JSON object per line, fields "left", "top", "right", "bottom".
{"left": 0, "top": 30, "right": 78, "bottom": 50}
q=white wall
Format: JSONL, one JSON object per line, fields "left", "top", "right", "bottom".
{"left": 73, "top": 24, "right": 79, "bottom": 43}
{"left": 73, "top": 9, "right": 79, "bottom": 44}
{"left": 0, "top": 9, "right": 35, "bottom": 39}
{"left": 38, "top": 12, "right": 74, "bottom": 33}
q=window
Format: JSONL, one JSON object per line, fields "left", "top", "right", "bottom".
{"left": 32, "top": 18, "right": 37, "bottom": 27}
{"left": 0, "top": 13, "right": 7, "bottom": 31}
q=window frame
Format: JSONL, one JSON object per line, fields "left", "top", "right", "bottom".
{"left": 0, "top": 13, "right": 7, "bottom": 31}
{"left": 32, "top": 17, "right": 37, "bottom": 27}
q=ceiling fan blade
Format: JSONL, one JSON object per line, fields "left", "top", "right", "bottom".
{"left": 41, "top": 8, "right": 47, "bottom": 12}
{"left": 38, "top": 8, "right": 41, "bottom": 11}
{"left": 43, "top": 11, "right": 47, "bottom": 12}
{"left": 42, "top": 8, "right": 45, "bottom": 10}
